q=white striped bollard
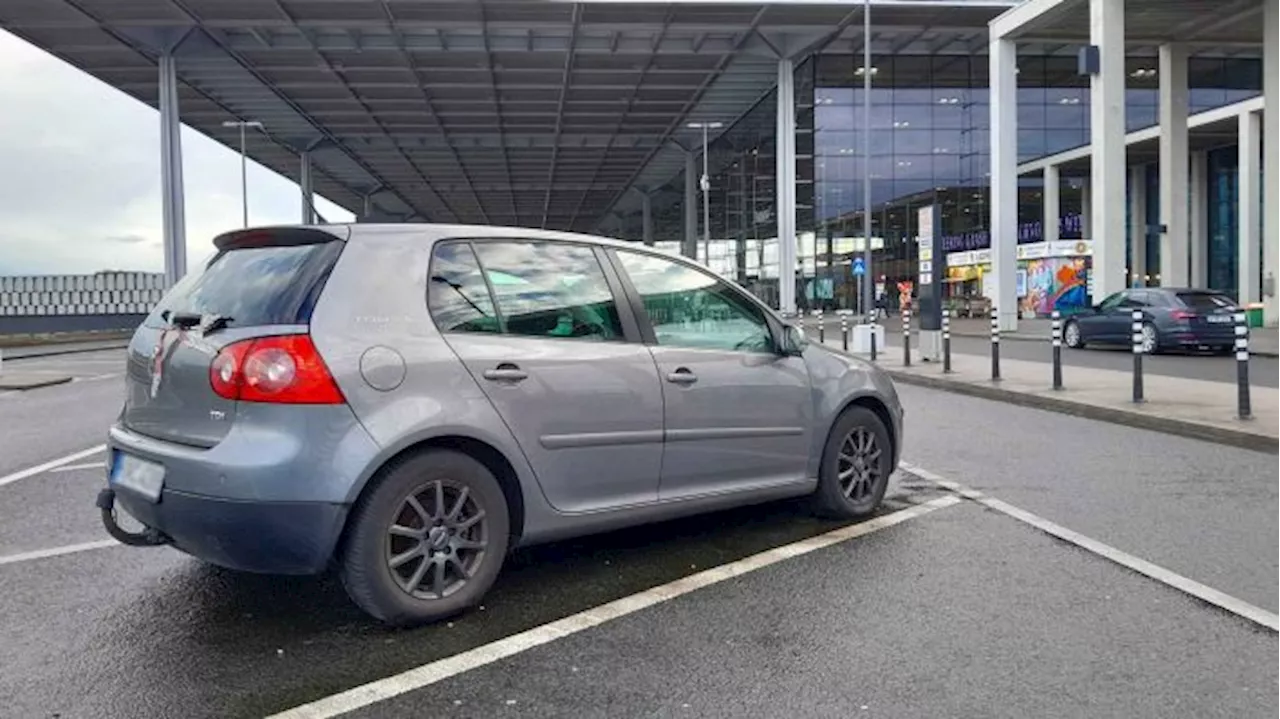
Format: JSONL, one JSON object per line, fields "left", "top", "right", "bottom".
{"left": 1131, "top": 308, "right": 1145, "bottom": 403}
{"left": 841, "top": 313, "right": 849, "bottom": 351}
{"left": 902, "top": 308, "right": 911, "bottom": 367}
{"left": 1234, "top": 311, "right": 1251, "bottom": 420}
{"left": 816, "top": 309, "right": 824, "bottom": 344}
{"left": 1051, "top": 309, "right": 1063, "bottom": 390}
{"left": 990, "top": 309, "right": 1000, "bottom": 381}
{"left": 942, "top": 308, "right": 952, "bottom": 373}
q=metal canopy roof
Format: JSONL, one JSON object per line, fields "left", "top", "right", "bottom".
{"left": 1000, "top": 0, "right": 1268, "bottom": 48}
{"left": 0, "top": 0, "right": 1019, "bottom": 233}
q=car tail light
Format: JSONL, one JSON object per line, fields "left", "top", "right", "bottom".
{"left": 1171, "top": 310, "right": 1197, "bottom": 321}
{"left": 209, "top": 335, "right": 344, "bottom": 404}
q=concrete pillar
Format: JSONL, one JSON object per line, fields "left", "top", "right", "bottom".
{"left": 1129, "top": 165, "right": 1147, "bottom": 286}
{"left": 989, "top": 36, "right": 1019, "bottom": 331}
{"left": 1044, "top": 164, "right": 1061, "bottom": 245}
{"left": 1089, "top": 0, "right": 1127, "bottom": 300}
{"left": 300, "top": 151, "right": 316, "bottom": 224}
{"left": 641, "top": 192, "right": 653, "bottom": 246}
{"left": 1239, "top": 110, "right": 1261, "bottom": 304}
{"left": 1080, "top": 178, "right": 1092, "bottom": 240}
{"left": 1264, "top": 0, "right": 1279, "bottom": 324}
{"left": 684, "top": 152, "right": 698, "bottom": 259}
{"left": 776, "top": 57, "right": 798, "bottom": 316}
{"left": 158, "top": 54, "right": 187, "bottom": 287}
{"left": 1158, "top": 43, "right": 1189, "bottom": 287}
{"left": 1189, "top": 150, "right": 1209, "bottom": 287}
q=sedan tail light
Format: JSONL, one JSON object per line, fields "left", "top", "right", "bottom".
{"left": 1170, "top": 310, "right": 1197, "bottom": 321}
{"left": 210, "top": 334, "right": 344, "bottom": 404}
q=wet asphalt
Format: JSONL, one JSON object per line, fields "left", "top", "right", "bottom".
{"left": 0, "top": 349, "right": 1275, "bottom": 718}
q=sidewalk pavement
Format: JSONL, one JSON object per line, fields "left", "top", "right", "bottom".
{"left": 852, "top": 315, "right": 1280, "bottom": 358}
{"left": 817, "top": 335, "right": 1278, "bottom": 454}
{"left": 0, "top": 337, "right": 130, "bottom": 360}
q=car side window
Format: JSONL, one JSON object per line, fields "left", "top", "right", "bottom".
{"left": 1122, "top": 291, "right": 1150, "bottom": 308}
{"left": 428, "top": 242, "right": 501, "bottom": 334}
{"left": 615, "top": 251, "right": 773, "bottom": 354}
{"left": 472, "top": 241, "right": 624, "bottom": 342}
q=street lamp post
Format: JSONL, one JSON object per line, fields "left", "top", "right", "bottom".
{"left": 861, "top": 0, "right": 874, "bottom": 321}
{"left": 687, "top": 121, "right": 724, "bottom": 266}
{"left": 221, "top": 120, "right": 263, "bottom": 228}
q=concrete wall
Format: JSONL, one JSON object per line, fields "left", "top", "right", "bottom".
{"left": 0, "top": 272, "right": 165, "bottom": 317}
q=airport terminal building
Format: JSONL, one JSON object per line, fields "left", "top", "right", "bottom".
{"left": 3, "top": 0, "right": 1276, "bottom": 327}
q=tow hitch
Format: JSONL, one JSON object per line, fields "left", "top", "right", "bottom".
{"left": 96, "top": 488, "right": 171, "bottom": 547}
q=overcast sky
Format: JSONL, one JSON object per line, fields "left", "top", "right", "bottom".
{"left": 0, "top": 30, "right": 354, "bottom": 277}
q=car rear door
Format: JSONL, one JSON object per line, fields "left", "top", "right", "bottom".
{"left": 429, "top": 239, "right": 664, "bottom": 514}
{"left": 609, "top": 249, "right": 813, "bottom": 501}
{"left": 122, "top": 228, "right": 346, "bottom": 448}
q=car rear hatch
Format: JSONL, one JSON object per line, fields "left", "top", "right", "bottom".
{"left": 122, "top": 227, "right": 347, "bottom": 448}
{"left": 1175, "top": 291, "right": 1239, "bottom": 336}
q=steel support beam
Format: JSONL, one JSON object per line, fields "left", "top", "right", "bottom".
{"left": 1189, "top": 151, "right": 1209, "bottom": 288}
{"left": 300, "top": 150, "right": 315, "bottom": 224}
{"left": 1089, "top": 0, "right": 1127, "bottom": 302}
{"left": 776, "top": 57, "right": 798, "bottom": 317}
{"left": 1043, "top": 163, "right": 1060, "bottom": 246}
{"left": 989, "top": 36, "right": 1018, "bottom": 330}
{"left": 158, "top": 53, "right": 187, "bottom": 287}
{"left": 1129, "top": 165, "right": 1147, "bottom": 286}
{"left": 641, "top": 193, "right": 653, "bottom": 246}
{"left": 1158, "top": 43, "right": 1189, "bottom": 287}
{"left": 684, "top": 152, "right": 698, "bottom": 258}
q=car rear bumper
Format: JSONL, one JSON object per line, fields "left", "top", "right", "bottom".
{"left": 112, "top": 485, "right": 345, "bottom": 574}
{"left": 1166, "top": 328, "right": 1236, "bottom": 348}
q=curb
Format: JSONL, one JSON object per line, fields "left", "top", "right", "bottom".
{"left": 0, "top": 374, "right": 74, "bottom": 391}
{"left": 948, "top": 330, "right": 1280, "bottom": 358}
{"left": 884, "top": 369, "right": 1278, "bottom": 455}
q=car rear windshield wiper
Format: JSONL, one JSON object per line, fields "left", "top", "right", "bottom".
{"left": 167, "top": 311, "right": 203, "bottom": 329}
{"left": 201, "top": 314, "right": 234, "bottom": 334}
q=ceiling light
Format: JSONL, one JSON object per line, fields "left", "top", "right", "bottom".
{"left": 1058, "top": 97, "right": 1081, "bottom": 105}
{"left": 1129, "top": 68, "right": 1157, "bottom": 79}
{"left": 854, "top": 66, "right": 879, "bottom": 76}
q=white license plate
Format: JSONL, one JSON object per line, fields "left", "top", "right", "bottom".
{"left": 109, "top": 451, "right": 165, "bottom": 503}
{"left": 1206, "top": 315, "right": 1233, "bottom": 324}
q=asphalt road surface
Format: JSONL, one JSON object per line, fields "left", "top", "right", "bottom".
{"left": 807, "top": 318, "right": 1279, "bottom": 388}
{"left": 1, "top": 349, "right": 1275, "bottom": 718}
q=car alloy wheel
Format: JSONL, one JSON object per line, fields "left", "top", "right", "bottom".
{"left": 1064, "top": 321, "right": 1082, "bottom": 348}
{"left": 837, "top": 426, "right": 882, "bottom": 503}
{"left": 386, "top": 479, "right": 489, "bottom": 600}
{"left": 1140, "top": 323, "right": 1158, "bottom": 354}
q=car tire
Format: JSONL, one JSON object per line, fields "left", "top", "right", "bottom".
{"left": 1140, "top": 322, "right": 1160, "bottom": 355}
{"left": 340, "top": 450, "right": 510, "bottom": 627}
{"left": 1064, "top": 320, "right": 1084, "bottom": 349}
{"left": 809, "top": 406, "right": 893, "bottom": 520}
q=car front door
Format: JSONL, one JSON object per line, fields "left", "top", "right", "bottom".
{"left": 610, "top": 250, "right": 813, "bottom": 501}
{"left": 428, "top": 240, "right": 664, "bottom": 514}
{"left": 1079, "top": 290, "right": 1127, "bottom": 344}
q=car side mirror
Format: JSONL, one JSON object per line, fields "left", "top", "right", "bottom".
{"left": 778, "top": 324, "right": 808, "bottom": 356}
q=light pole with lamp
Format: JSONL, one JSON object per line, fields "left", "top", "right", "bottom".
{"left": 859, "top": 0, "right": 875, "bottom": 322}
{"left": 221, "top": 119, "right": 263, "bottom": 228}
{"left": 687, "top": 121, "right": 723, "bottom": 267}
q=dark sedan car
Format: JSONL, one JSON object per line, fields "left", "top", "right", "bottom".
{"left": 1063, "top": 288, "right": 1240, "bottom": 354}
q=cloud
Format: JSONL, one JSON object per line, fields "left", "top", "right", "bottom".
{"left": 0, "top": 30, "right": 353, "bottom": 277}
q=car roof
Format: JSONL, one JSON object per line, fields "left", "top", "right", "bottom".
{"left": 340, "top": 222, "right": 659, "bottom": 253}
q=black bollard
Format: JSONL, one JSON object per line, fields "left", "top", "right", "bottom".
{"left": 1051, "top": 309, "right": 1063, "bottom": 390}
{"left": 1234, "top": 311, "right": 1252, "bottom": 420}
{"left": 990, "top": 309, "right": 1001, "bottom": 381}
{"left": 902, "top": 308, "right": 911, "bottom": 367}
{"left": 841, "top": 313, "right": 849, "bottom": 351}
{"left": 817, "top": 310, "right": 825, "bottom": 344}
{"left": 1131, "top": 308, "right": 1145, "bottom": 403}
{"left": 942, "top": 308, "right": 952, "bottom": 374}
{"left": 870, "top": 324, "right": 878, "bottom": 361}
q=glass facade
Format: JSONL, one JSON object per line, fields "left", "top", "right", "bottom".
{"left": 619, "top": 50, "right": 1263, "bottom": 312}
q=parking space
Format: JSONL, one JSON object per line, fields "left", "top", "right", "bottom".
{"left": 0, "top": 372, "right": 1274, "bottom": 718}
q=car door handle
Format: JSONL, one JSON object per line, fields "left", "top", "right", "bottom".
{"left": 483, "top": 364, "right": 528, "bottom": 382}
{"left": 666, "top": 368, "right": 697, "bottom": 385}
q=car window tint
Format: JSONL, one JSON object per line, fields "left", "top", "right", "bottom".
{"left": 151, "top": 241, "right": 342, "bottom": 328}
{"left": 616, "top": 251, "right": 773, "bottom": 354}
{"left": 1123, "top": 291, "right": 1149, "bottom": 307}
{"left": 428, "top": 243, "right": 500, "bottom": 334}
{"left": 1177, "top": 291, "right": 1236, "bottom": 311}
{"left": 472, "top": 242, "right": 623, "bottom": 342}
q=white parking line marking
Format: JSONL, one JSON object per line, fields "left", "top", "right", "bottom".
{"left": 267, "top": 495, "right": 962, "bottom": 719}
{"left": 0, "top": 445, "right": 107, "bottom": 489}
{"left": 900, "top": 462, "right": 1280, "bottom": 633}
{"left": 49, "top": 462, "right": 106, "bottom": 473}
{"left": 0, "top": 539, "right": 119, "bottom": 567}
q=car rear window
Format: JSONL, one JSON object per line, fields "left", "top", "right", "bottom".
{"left": 1176, "top": 292, "right": 1236, "bottom": 311}
{"left": 149, "top": 240, "right": 343, "bottom": 328}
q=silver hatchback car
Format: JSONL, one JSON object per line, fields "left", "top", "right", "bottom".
{"left": 99, "top": 224, "right": 904, "bottom": 626}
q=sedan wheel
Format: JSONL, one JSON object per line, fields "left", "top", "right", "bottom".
{"left": 1140, "top": 323, "right": 1159, "bottom": 354}
{"left": 1064, "top": 320, "right": 1084, "bottom": 349}
{"left": 341, "top": 450, "right": 510, "bottom": 626}
{"left": 811, "top": 406, "right": 892, "bottom": 519}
